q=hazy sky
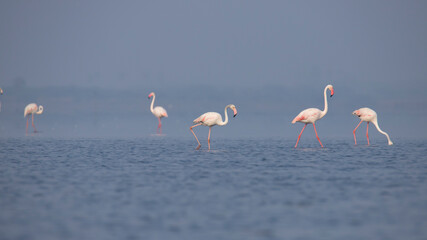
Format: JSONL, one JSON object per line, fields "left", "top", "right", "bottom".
{"left": 0, "top": 1, "right": 426, "bottom": 139}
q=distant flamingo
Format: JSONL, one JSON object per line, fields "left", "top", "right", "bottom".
{"left": 24, "top": 103, "right": 44, "bottom": 134}
{"left": 352, "top": 107, "right": 393, "bottom": 145}
{"left": 148, "top": 92, "right": 168, "bottom": 134}
{"left": 292, "top": 85, "right": 334, "bottom": 148}
{"left": 190, "top": 104, "right": 237, "bottom": 150}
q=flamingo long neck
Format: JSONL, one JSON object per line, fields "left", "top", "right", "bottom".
{"left": 150, "top": 94, "right": 156, "bottom": 113}
{"left": 372, "top": 118, "right": 393, "bottom": 145}
{"left": 320, "top": 86, "right": 329, "bottom": 118}
{"left": 218, "top": 106, "right": 230, "bottom": 126}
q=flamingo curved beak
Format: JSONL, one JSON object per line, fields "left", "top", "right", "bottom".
{"left": 330, "top": 88, "right": 334, "bottom": 97}
{"left": 233, "top": 109, "right": 237, "bottom": 117}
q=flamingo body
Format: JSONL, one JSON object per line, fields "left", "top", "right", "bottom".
{"left": 24, "top": 103, "right": 44, "bottom": 134}
{"left": 352, "top": 107, "right": 393, "bottom": 145}
{"left": 148, "top": 92, "right": 168, "bottom": 134}
{"left": 152, "top": 106, "right": 168, "bottom": 118}
{"left": 292, "top": 108, "right": 322, "bottom": 124}
{"left": 193, "top": 112, "right": 223, "bottom": 126}
{"left": 292, "top": 85, "right": 334, "bottom": 148}
{"left": 24, "top": 103, "right": 43, "bottom": 117}
{"left": 190, "top": 104, "right": 237, "bottom": 150}
{"left": 352, "top": 107, "right": 376, "bottom": 122}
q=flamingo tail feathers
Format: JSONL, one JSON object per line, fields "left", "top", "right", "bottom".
{"left": 292, "top": 115, "right": 305, "bottom": 124}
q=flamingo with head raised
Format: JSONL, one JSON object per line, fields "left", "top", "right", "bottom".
{"left": 292, "top": 85, "right": 334, "bottom": 148}
{"left": 190, "top": 104, "right": 237, "bottom": 150}
{"left": 148, "top": 92, "right": 168, "bottom": 134}
{"left": 352, "top": 107, "right": 393, "bottom": 145}
{"left": 24, "top": 103, "right": 44, "bottom": 134}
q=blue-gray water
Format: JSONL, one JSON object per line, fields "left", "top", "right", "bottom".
{"left": 1, "top": 137, "right": 426, "bottom": 240}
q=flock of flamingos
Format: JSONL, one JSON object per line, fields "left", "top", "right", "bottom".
{"left": 0, "top": 84, "right": 393, "bottom": 150}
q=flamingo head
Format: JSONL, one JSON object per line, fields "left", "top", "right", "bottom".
{"left": 0, "top": 88, "right": 3, "bottom": 95}
{"left": 327, "top": 85, "right": 334, "bottom": 97}
{"left": 148, "top": 92, "right": 154, "bottom": 99}
{"left": 229, "top": 104, "right": 237, "bottom": 117}
{"left": 37, "top": 105, "right": 44, "bottom": 114}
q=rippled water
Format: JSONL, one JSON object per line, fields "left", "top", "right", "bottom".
{"left": 0, "top": 137, "right": 426, "bottom": 240}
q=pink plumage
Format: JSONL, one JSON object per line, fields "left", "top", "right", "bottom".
{"left": 292, "top": 85, "right": 334, "bottom": 148}
{"left": 190, "top": 104, "right": 237, "bottom": 150}
{"left": 148, "top": 92, "right": 168, "bottom": 134}
{"left": 352, "top": 107, "right": 393, "bottom": 145}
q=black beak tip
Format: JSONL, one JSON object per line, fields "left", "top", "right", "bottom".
{"left": 233, "top": 114, "right": 237, "bottom": 118}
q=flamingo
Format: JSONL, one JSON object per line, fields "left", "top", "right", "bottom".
{"left": 190, "top": 104, "right": 237, "bottom": 150}
{"left": 24, "top": 103, "right": 44, "bottom": 134}
{"left": 292, "top": 85, "right": 334, "bottom": 148}
{"left": 148, "top": 92, "right": 168, "bottom": 134}
{"left": 352, "top": 107, "right": 393, "bottom": 145}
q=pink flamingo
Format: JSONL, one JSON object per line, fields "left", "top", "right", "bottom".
{"left": 148, "top": 92, "right": 168, "bottom": 134}
{"left": 190, "top": 104, "right": 237, "bottom": 150}
{"left": 24, "top": 103, "right": 44, "bottom": 134}
{"left": 352, "top": 107, "right": 393, "bottom": 145}
{"left": 292, "top": 85, "right": 334, "bottom": 148}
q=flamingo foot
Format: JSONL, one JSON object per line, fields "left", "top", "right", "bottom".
{"left": 196, "top": 144, "right": 201, "bottom": 150}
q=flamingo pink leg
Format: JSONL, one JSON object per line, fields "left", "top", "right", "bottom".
{"left": 32, "top": 114, "right": 37, "bottom": 133}
{"left": 313, "top": 123, "right": 323, "bottom": 148}
{"left": 157, "top": 118, "right": 162, "bottom": 134}
{"left": 366, "top": 122, "right": 370, "bottom": 145}
{"left": 26, "top": 117, "right": 29, "bottom": 134}
{"left": 294, "top": 124, "right": 307, "bottom": 148}
{"left": 353, "top": 120, "right": 363, "bottom": 145}
{"left": 208, "top": 127, "right": 212, "bottom": 151}
{"left": 190, "top": 123, "right": 202, "bottom": 150}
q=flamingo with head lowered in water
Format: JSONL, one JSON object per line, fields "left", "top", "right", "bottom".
{"left": 292, "top": 85, "right": 334, "bottom": 148}
{"left": 352, "top": 107, "right": 393, "bottom": 146}
{"left": 190, "top": 104, "right": 237, "bottom": 150}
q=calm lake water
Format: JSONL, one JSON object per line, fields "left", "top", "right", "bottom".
{"left": 0, "top": 137, "right": 426, "bottom": 240}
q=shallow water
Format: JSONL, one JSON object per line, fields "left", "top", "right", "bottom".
{"left": 0, "top": 137, "right": 426, "bottom": 240}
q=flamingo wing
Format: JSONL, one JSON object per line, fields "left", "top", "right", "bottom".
{"left": 353, "top": 108, "right": 376, "bottom": 121}
{"left": 193, "top": 112, "right": 221, "bottom": 126}
{"left": 24, "top": 103, "right": 37, "bottom": 117}
{"left": 292, "top": 108, "right": 321, "bottom": 123}
{"left": 153, "top": 106, "right": 168, "bottom": 118}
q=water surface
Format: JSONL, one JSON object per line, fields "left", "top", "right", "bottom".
{"left": 0, "top": 137, "right": 426, "bottom": 240}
